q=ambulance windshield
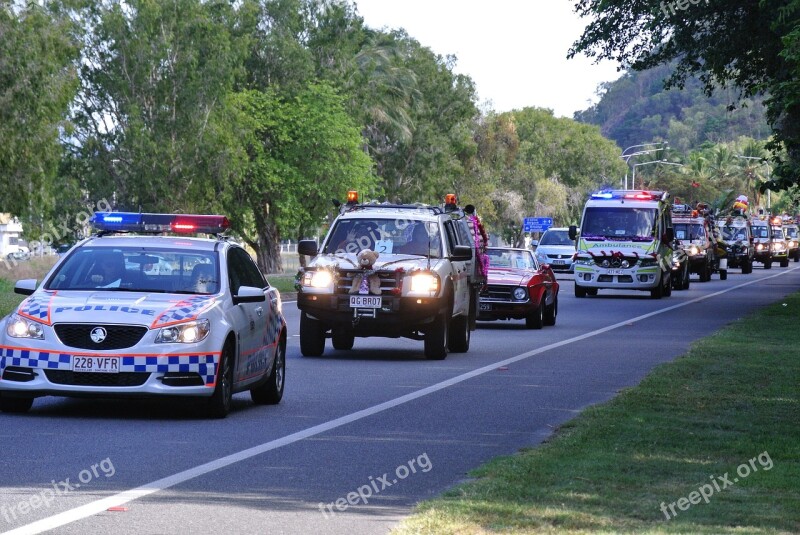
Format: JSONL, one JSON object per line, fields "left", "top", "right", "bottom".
{"left": 581, "top": 207, "right": 657, "bottom": 241}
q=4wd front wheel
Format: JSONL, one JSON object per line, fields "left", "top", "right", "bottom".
{"left": 332, "top": 329, "right": 354, "bottom": 350}
{"left": 424, "top": 313, "right": 448, "bottom": 360}
{"left": 300, "top": 313, "right": 325, "bottom": 357}
{"left": 448, "top": 315, "right": 470, "bottom": 353}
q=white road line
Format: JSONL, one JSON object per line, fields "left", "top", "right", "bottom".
{"left": 6, "top": 269, "right": 796, "bottom": 535}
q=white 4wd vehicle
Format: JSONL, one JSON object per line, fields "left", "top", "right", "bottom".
{"left": 297, "top": 193, "right": 480, "bottom": 360}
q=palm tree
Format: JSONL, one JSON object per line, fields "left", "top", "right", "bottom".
{"left": 736, "top": 139, "right": 768, "bottom": 208}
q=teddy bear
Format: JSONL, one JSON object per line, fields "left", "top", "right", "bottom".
{"left": 349, "top": 249, "right": 382, "bottom": 295}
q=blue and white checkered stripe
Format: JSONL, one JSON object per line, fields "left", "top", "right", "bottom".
{"left": 18, "top": 292, "right": 56, "bottom": 325}
{"left": 0, "top": 347, "right": 219, "bottom": 386}
{"left": 151, "top": 295, "right": 216, "bottom": 328}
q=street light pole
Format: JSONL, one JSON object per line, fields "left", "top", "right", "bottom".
{"left": 621, "top": 142, "right": 668, "bottom": 190}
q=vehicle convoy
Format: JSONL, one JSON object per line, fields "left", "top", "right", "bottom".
{"left": 782, "top": 217, "right": 799, "bottom": 262}
{"left": 569, "top": 190, "right": 674, "bottom": 299}
{"left": 717, "top": 213, "right": 754, "bottom": 274}
{"left": 532, "top": 227, "right": 575, "bottom": 273}
{"left": 478, "top": 247, "right": 559, "bottom": 328}
{"left": 296, "top": 192, "right": 480, "bottom": 360}
{"left": 751, "top": 214, "right": 788, "bottom": 269}
{"left": 0, "top": 213, "right": 287, "bottom": 417}
{"left": 672, "top": 204, "right": 727, "bottom": 281}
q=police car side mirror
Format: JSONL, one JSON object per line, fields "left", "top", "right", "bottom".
{"left": 233, "top": 285, "right": 266, "bottom": 305}
{"left": 298, "top": 240, "right": 318, "bottom": 257}
{"left": 451, "top": 245, "right": 473, "bottom": 261}
{"left": 568, "top": 225, "right": 577, "bottom": 241}
{"left": 14, "top": 279, "right": 37, "bottom": 296}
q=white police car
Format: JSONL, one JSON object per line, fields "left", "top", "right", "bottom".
{"left": 0, "top": 212, "right": 286, "bottom": 418}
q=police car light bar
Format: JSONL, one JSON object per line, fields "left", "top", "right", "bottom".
{"left": 91, "top": 212, "right": 230, "bottom": 234}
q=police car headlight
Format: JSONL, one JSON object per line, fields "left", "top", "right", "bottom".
{"left": 407, "top": 273, "right": 439, "bottom": 295}
{"left": 301, "top": 270, "right": 334, "bottom": 293}
{"left": 6, "top": 314, "right": 44, "bottom": 339}
{"left": 156, "top": 319, "right": 210, "bottom": 344}
{"left": 512, "top": 287, "right": 528, "bottom": 300}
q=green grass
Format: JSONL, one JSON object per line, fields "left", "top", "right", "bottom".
{"left": 267, "top": 273, "right": 298, "bottom": 294}
{"left": 0, "top": 257, "right": 58, "bottom": 317}
{"left": 394, "top": 294, "right": 800, "bottom": 534}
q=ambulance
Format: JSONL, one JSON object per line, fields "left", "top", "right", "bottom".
{"left": 569, "top": 190, "right": 674, "bottom": 299}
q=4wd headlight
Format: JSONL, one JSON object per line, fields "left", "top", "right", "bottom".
{"left": 756, "top": 243, "right": 765, "bottom": 251}
{"left": 772, "top": 242, "right": 785, "bottom": 252}
{"left": 6, "top": 314, "right": 44, "bottom": 339}
{"left": 301, "top": 270, "right": 334, "bottom": 293}
{"left": 688, "top": 245, "right": 700, "bottom": 256}
{"left": 156, "top": 319, "right": 210, "bottom": 344}
{"left": 512, "top": 287, "right": 528, "bottom": 300}
{"left": 407, "top": 272, "right": 439, "bottom": 295}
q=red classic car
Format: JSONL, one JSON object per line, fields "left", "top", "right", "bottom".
{"left": 478, "top": 247, "right": 559, "bottom": 329}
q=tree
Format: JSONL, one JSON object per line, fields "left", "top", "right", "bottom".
{"left": 224, "top": 84, "right": 375, "bottom": 273}
{"left": 0, "top": 2, "right": 79, "bottom": 216}
{"left": 569, "top": 0, "right": 800, "bottom": 191}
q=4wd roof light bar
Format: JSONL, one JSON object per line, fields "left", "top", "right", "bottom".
{"left": 91, "top": 212, "right": 231, "bottom": 235}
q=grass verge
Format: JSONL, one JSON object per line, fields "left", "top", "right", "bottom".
{"left": 0, "top": 257, "right": 58, "bottom": 317}
{"left": 394, "top": 293, "right": 800, "bottom": 534}
{"left": 267, "top": 273, "right": 298, "bottom": 294}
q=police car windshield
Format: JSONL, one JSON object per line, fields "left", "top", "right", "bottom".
{"left": 581, "top": 207, "right": 657, "bottom": 240}
{"left": 674, "top": 223, "right": 705, "bottom": 241}
{"left": 323, "top": 218, "right": 442, "bottom": 257}
{"left": 46, "top": 247, "right": 219, "bottom": 294}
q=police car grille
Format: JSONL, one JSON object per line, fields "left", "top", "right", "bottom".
{"left": 334, "top": 270, "right": 402, "bottom": 295}
{"left": 44, "top": 370, "right": 150, "bottom": 387}
{"left": 54, "top": 324, "right": 148, "bottom": 350}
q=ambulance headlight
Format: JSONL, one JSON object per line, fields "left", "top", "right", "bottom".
{"left": 6, "top": 314, "right": 44, "bottom": 339}
{"left": 639, "top": 258, "right": 658, "bottom": 267}
{"left": 156, "top": 319, "right": 210, "bottom": 344}
{"left": 620, "top": 259, "right": 630, "bottom": 268}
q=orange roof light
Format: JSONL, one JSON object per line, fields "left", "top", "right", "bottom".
{"left": 444, "top": 193, "right": 457, "bottom": 206}
{"left": 346, "top": 190, "right": 359, "bottom": 204}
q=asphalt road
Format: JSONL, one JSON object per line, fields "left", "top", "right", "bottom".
{"left": 2, "top": 265, "right": 799, "bottom": 534}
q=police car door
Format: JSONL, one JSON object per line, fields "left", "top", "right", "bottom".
{"left": 226, "top": 248, "right": 269, "bottom": 386}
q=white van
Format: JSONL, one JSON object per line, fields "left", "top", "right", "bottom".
{"left": 569, "top": 190, "right": 674, "bottom": 299}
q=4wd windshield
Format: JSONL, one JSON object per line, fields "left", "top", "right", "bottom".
{"left": 720, "top": 226, "right": 747, "bottom": 242}
{"left": 772, "top": 227, "right": 785, "bottom": 239}
{"left": 786, "top": 227, "right": 798, "bottom": 239}
{"left": 323, "top": 218, "right": 442, "bottom": 257}
{"left": 752, "top": 225, "right": 770, "bottom": 239}
{"left": 674, "top": 223, "right": 706, "bottom": 241}
{"left": 46, "top": 247, "right": 219, "bottom": 294}
{"left": 581, "top": 207, "right": 657, "bottom": 241}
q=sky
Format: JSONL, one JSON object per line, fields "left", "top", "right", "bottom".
{"left": 351, "top": 0, "right": 623, "bottom": 118}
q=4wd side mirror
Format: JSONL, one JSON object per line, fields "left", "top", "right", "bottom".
{"left": 298, "top": 239, "right": 319, "bottom": 257}
{"left": 568, "top": 225, "right": 578, "bottom": 241}
{"left": 451, "top": 245, "right": 473, "bottom": 261}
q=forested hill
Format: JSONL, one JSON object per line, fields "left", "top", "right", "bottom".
{"left": 574, "top": 64, "right": 771, "bottom": 154}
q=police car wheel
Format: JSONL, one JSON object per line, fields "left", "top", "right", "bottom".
{"left": 207, "top": 345, "right": 234, "bottom": 418}
{"left": 424, "top": 313, "right": 448, "bottom": 360}
{"left": 251, "top": 339, "right": 285, "bottom": 405}
{"left": 0, "top": 395, "right": 33, "bottom": 413}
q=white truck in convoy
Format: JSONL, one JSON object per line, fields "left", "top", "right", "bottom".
{"left": 569, "top": 190, "right": 674, "bottom": 299}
